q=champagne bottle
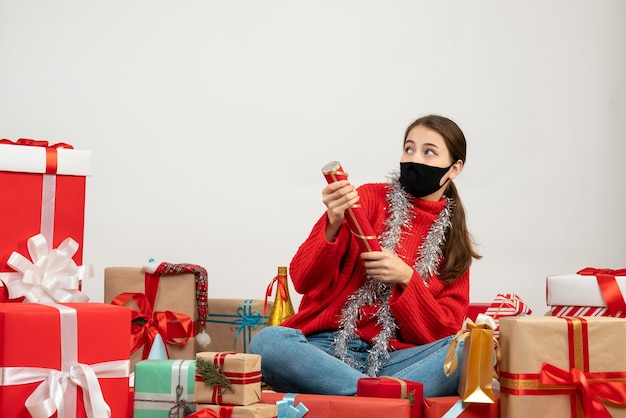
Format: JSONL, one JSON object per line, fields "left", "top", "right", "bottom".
{"left": 264, "top": 266, "right": 296, "bottom": 326}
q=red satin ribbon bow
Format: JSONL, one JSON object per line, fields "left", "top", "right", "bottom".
{"left": 264, "top": 274, "right": 289, "bottom": 315}
{"left": 111, "top": 292, "right": 193, "bottom": 358}
{"left": 0, "top": 138, "right": 74, "bottom": 149}
{"left": 0, "top": 137, "right": 74, "bottom": 174}
{"left": 540, "top": 362, "right": 626, "bottom": 418}
{"left": 577, "top": 267, "right": 626, "bottom": 315}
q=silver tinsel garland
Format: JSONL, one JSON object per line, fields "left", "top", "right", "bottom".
{"left": 332, "top": 170, "right": 454, "bottom": 376}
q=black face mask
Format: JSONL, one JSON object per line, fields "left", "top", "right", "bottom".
{"left": 399, "top": 161, "right": 454, "bottom": 198}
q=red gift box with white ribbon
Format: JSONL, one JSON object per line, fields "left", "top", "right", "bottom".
{"left": 0, "top": 139, "right": 91, "bottom": 288}
{"left": 0, "top": 302, "right": 131, "bottom": 417}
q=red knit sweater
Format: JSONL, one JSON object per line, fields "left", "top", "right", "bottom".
{"left": 282, "top": 182, "right": 469, "bottom": 349}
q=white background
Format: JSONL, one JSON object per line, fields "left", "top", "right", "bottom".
{"left": 1, "top": 1, "right": 624, "bottom": 316}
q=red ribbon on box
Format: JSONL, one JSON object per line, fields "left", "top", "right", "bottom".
{"left": 111, "top": 292, "right": 193, "bottom": 359}
{"left": 500, "top": 317, "right": 626, "bottom": 418}
{"left": 194, "top": 352, "right": 262, "bottom": 405}
{"left": 0, "top": 138, "right": 74, "bottom": 174}
{"left": 577, "top": 268, "right": 626, "bottom": 316}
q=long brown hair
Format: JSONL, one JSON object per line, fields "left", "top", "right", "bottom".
{"left": 404, "top": 115, "right": 481, "bottom": 284}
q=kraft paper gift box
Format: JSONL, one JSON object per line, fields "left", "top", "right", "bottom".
{"left": 498, "top": 316, "right": 626, "bottom": 418}
{"left": 194, "top": 352, "right": 262, "bottom": 406}
{"left": 261, "top": 392, "right": 411, "bottom": 418}
{"left": 194, "top": 403, "right": 277, "bottom": 418}
{"left": 0, "top": 302, "right": 131, "bottom": 417}
{"left": 105, "top": 265, "right": 205, "bottom": 371}
{"left": 206, "top": 299, "right": 271, "bottom": 353}
{"left": 134, "top": 359, "right": 197, "bottom": 418}
{"left": 0, "top": 139, "right": 91, "bottom": 289}
{"left": 422, "top": 394, "right": 500, "bottom": 418}
{"left": 547, "top": 268, "right": 626, "bottom": 318}
{"left": 357, "top": 377, "right": 423, "bottom": 418}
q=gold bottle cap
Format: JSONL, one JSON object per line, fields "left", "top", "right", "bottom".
{"left": 277, "top": 266, "right": 288, "bottom": 276}
{"left": 321, "top": 160, "right": 341, "bottom": 175}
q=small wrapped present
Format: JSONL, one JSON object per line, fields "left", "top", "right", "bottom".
{"left": 134, "top": 359, "right": 196, "bottom": 418}
{"left": 422, "top": 394, "right": 500, "bottom": 418}
{"left": 195, "top": 403, "right": 277, "bottom": 418}
{"left": 356, "top": 377, "right": 423, "bottom": 418}
{"left": 206, "top": 299, "right": 271, "bottom": 353}
{"left": 0, "top": 139, "right": 91, "bottom": 284}
{"left": 261, "top": 392, "right": 411, "bottom": 418}
{"left": 194, "top": 352, "right": 262, "bottom": 406}
{"left": 0, "top": 302, "right": 131, "bottom": 417}
{"left": 484, "top": 293, "right": 532, "bottom": 339}
{"left": 499, "top": 316, "right": 626, "bottom": 417}
{"left": 444, "top": 315, "right": 498, "bottom": 404}
{"left": 105, "top": 262, "right": 209, "bottom": 370}
{"left": 547, "top": 268, "right": 626, "bottom": 317}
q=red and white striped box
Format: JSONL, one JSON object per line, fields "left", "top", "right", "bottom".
{"left": 550, "top": 305, "right": 626, "bottom": 318}
{"left": 483, "top": 294, "right": 532, "bottom": 339}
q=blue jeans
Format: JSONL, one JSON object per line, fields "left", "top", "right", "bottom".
{"left": 249, "top": 326, "right": 462, "bottom": 397}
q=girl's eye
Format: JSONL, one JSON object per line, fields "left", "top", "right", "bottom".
{"left": 404, "top": 147, "right": 414, "bottom": 154}
{"left": 424, "top": 149, "right": 436, "bottom": 156}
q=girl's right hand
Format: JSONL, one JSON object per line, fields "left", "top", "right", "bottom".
{"left": 322, "top": 179, "right": 359, "bottom": 241}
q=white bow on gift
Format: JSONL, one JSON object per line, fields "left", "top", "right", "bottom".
{"left": 6, "top": 234, "right": 92, "bottom": 303}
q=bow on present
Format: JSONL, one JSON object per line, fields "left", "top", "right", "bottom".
{"left": 539, "top": 362, "right": 626, "bottom": 418}
{"left": 0, "top": 304, "right": 129, "bottom": 418}
{"left": 444, "top": 314, "right": 500, "bottom": 377}
{"left": 111, "top": 292, "right": 193, "bottom": 359}
{"left": 577, "top": 267, "right": 626, "bottom": 316}
{"left": 0, "top": 138, "right": 73, "bottom": 148}
{"left": 169, "top": 384, "right": 193, "bottom": 417}
{"left": 0, "top": 138, "right": 74, "bottom": 174}
{"left": 277, "top": 394, "right": 309, "bottom": 418}
{"left": 6, "top": 234, "right": 92, "bottom": 303}
{"left": 206, "top": 300, "right": 268, "bottom": 353}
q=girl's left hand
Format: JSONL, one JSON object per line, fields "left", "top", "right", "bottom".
{"left": 360, "top": 250, "right": 414, "bottom": 287}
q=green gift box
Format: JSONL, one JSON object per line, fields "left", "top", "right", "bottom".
{"left": 134, "top": 359, "right": 197, "bottom": 418}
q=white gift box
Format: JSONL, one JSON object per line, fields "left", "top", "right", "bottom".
{"left": 546, "top": 273, "right": 626, "bottom": 307}
{"left": 0, "top": 142, "right": 92, "bottom": 175}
